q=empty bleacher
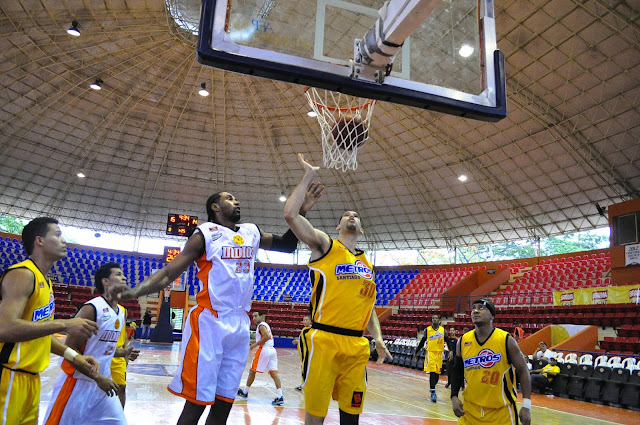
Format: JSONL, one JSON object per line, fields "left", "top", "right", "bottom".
{"left": 494, "top": 253, "right": 612, "bottom": 307}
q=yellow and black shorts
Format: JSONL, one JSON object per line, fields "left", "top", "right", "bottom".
{"left": 458, "top": 399, "right": 518, "bottom": 425}
{"left": 0, "top": 366, "right": 40, "bottom": 425}
{"left": 299, "top": 326, "right": 370, "bottom": 417}
{"left": 424, "top": 350, "right": 444, "bottom": 374}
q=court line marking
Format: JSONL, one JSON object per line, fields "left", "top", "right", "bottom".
{"left": 527, "top": 405, "right": 627, "bottom": 425}
{"left": 365, "top": 388, "right": 458, "bottom": 421}
{"left": 368, "top": 365, "right": 628, "bottom": 424}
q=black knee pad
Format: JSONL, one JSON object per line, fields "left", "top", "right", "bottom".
{"left": 339, "top": 409, "right": 359, "bottom": 425}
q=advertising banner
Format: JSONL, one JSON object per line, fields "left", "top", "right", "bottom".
{"left": 553, "top": 284, "right": 640, "bottom": 306}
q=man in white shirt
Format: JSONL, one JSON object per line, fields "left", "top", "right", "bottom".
{"left": 533, "top": 341, "right": 555, "bottom": 361}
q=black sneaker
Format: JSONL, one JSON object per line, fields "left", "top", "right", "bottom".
{"left": 272, "top": 396, "right": 284, "bottom": 406}
{"left": 237, "top": 389, "right": 248, "bottom": 398}
{"left": 295, "top": 385, "right": 303, "bottom": 391}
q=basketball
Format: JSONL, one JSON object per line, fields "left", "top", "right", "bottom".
{"left": 331, "top": 114, "right": 368, "bottom": 150}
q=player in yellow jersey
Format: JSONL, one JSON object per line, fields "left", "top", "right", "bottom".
{"left": 413, "top": 315, "right": 445, "bottom": 402}
{"left": 0, "top": 217, "right": 99, "bottom": 425}
{"left": 110, "top": 304, "right": 141, "bottom": 407}
{"left": 284, "top": 153, "right": 392, "bottom": 425}
{"left": 292, "top": 314, "right": 312, "bottom": 391}
{"left": 450, "top": 299, "right": 531, "bottom": 425}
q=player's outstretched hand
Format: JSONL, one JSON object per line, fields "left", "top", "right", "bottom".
{"left": 116, "top": 287, "right": 136, "bottom": 301}
{"left": 74, "top": 354, "right": 100, "bottom": 377}
{"left": 375, "top": 340, "right": 393, "bottom": 365}
{"left": 301, "top": 182, "right": 325, "bottom": 214}
{"left": 96, "top": 375, "right": 119, "bottom": 397}
{"left": 519, "top": 406, "right": 531, "bottom": 425}
{"left": 64, "top": 318, "right": 98, "bottom": 339}
{"left": 125, "top": 345, "right": 140, "bottom": 362}
{"left": 297, "top": 153, "right": 320, "bottom": 176}
{"left": 451, "top": 396, "right": 465, "bottom": 417}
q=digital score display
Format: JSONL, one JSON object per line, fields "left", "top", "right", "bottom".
{"left": 164, "top": 246, "right": 181, "bottom": 264}
{"left": 166, "top": 214, "right": 198, "bottom": 236}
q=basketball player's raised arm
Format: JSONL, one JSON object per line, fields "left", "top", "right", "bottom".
{"left": 262, "top": 172, "right": 324, "bottom": 252}
{"left": 284, "top": 153, "right": 330, "bottom": 256}
{"left": 120, "top": 232, "right": 205, "bottom": 300}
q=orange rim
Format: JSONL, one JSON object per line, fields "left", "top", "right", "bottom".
{"left": 304, "top": 86, "right": 377, "bottom": 112}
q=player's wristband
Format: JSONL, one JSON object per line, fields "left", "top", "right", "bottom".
{"left": 522, "top": 398, "right": 531, "bottom": 409}
{"left": 63, "top": 347, "right": 79, "bottom": 362}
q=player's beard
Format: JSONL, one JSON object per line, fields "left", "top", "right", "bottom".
{"left": 228, "top": 208, "right": 241, "bottom": 223}
{"left": 345, "top": 222, "right": 358, "bottom": 231}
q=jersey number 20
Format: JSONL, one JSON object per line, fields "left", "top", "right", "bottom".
{"left": 481, "top": 370, "right": 500, "bottom": 385}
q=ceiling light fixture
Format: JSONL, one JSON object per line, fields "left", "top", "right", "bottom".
{"left": 89, "top": 78, "right": 103, "bottom": 90}
{"left": 67, "top": 21, "right": 81, "bottom": 37}
{"left": 199, "top": 82, "right": 210, "bottom": 97}
{"left": 307, "top": 111, "right": 317, "bottom": 117}
{"left": 279, "top": 191, "right": 287, "bottom": 202}
{"left": 77, "top": 171, "right": 86, "bottom": 178}
{"left": 458, "top": 44, "right": 474, "bottom": 58}
{"left": 458, "top": 174, "right": 468, "bottom": 182}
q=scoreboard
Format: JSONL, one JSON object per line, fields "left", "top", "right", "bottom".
{"left": 166, "top": 213, "right": 198, "bottom": 236}
{"left": 163, "top": 246, "right": 181, "bottom": 263}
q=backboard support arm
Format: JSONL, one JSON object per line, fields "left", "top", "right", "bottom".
{"left": 351, "top": 0, "right": 444, "bottom": 83}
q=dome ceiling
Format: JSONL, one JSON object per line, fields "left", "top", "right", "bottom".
{"left": 0, "top": 0, "right": 638, "bottom": 251}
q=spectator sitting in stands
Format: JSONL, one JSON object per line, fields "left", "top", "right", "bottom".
{"left": 533, "top": 341, "right": 555, "bottom": 361}
{"left": 524, "top": 353, "right": 532, "bottom": 371}
{"left": 530, "top": 357, "right": 559, "bottom": 393}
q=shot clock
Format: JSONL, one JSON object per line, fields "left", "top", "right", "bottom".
{"left": 166, "top": 213, "right": 198, "bottom": 236}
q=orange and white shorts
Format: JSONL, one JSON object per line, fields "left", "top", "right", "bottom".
{"left": 251, "top": 345, "right": 278, "bottom": 373}
{"left": 44, "top": 375, "right": 126, "bottom": 424}
{"left": 168, "top": 306, "right": 250, "bottom": 404}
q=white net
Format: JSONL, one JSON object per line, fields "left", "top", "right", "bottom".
{"left": 304, "top": 88, "right": 376, "bottom": 172}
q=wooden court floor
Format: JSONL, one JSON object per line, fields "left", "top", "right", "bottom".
{"left": 38, "top": 341, "right": 637, "bottom": 424}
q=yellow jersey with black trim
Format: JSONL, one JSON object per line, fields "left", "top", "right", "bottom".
{"left": 426, "top": 325, "right": 445, "bottom": 352}
{"left": 111, "top": 305, "right": 128, "bottom": 371}
{"left": 460, "top": 327, "right": 517, "bottom": 409}
{"left": 308, "top": 238, "right": 375, "bottom": 332}
{"left": 0, "top": 259, "right": 55, "bottom": 373}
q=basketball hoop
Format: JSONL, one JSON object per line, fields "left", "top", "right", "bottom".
{"left": 304, "top": 87, "right": 376, "bottom": 172}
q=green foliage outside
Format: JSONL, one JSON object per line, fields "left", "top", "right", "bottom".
{"left": 0, "top": 215, "right": 26, "bottom": 235}
{"left": 0, "top": 213, "right": 610, "bottom": 266}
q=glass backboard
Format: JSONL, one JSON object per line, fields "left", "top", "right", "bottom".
{"left": 197, "top": 0, "right": 506, "bottom": 121}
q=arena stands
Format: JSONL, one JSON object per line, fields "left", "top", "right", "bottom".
{"left": 494, "top": 253, "right": 612, "bottom": 307}
{"left": 387, "top": 268, "right": 476, "bottom": 307}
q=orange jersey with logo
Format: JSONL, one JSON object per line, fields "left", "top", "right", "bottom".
{"left": 195, "top": 222, "right": 261, "bottom": 314}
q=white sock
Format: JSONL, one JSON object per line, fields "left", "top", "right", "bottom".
{"left": 277, "top": 388, "right": 283, "bottom": 398}
{"left": 243, "top": 386, "right": 250, "bottom": 394}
